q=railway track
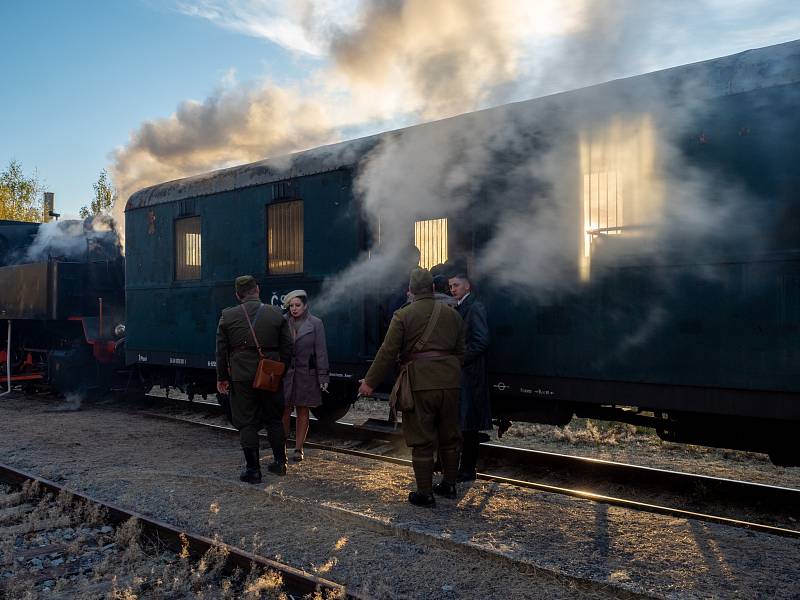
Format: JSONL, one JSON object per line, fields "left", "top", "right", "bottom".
{"left": 144, "top": 395, "right": 800, "bottom": 539}
{"left": 0, "top": 462, "right": 357, "bottom": 599}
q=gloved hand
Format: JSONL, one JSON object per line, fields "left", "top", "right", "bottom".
{"left": 320, "top": 382, "right": 329, "bottom": 393}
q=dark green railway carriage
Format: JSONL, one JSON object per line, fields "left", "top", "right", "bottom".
{"left": 124, "top": 40, "right": 800, "bottom": 462}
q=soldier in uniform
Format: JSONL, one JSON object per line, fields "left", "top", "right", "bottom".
{"left": 216, "top": 275, "right": 292, "bottom": 482}
{"left": 358, "top": 268, "right": 465, "bottom": 507}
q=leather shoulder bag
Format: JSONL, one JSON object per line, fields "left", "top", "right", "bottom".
{"left": 242, "top": 304, "right": 286, "bottom": 393}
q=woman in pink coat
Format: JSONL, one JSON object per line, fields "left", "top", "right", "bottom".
{"left": 282, "top": 290, "right": 330, "bottom": 462}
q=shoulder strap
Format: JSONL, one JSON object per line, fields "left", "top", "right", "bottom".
{"left": 241, "top": 304, "right": 265, "bottom": 358}
{"left": 414, "top": 301, "right": 443, "bottom": 352}
{"left": 252, "top": 303, "right": 264, "bottom": 327}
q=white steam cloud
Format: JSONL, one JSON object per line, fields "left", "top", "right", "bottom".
{"left": 109, "top": 0, "right": 796, "bottom": 353}
{"left": 112, "top": 0, "right": 581, "bottom": 209}
{"left": 25, "top": 215, "right": 120, "bottom": 264}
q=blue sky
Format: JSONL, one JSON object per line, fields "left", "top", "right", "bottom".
{"left": 0, "top": 1, "right": 313, "bottom": 215}
{"left": 1, "top": 0, "right": 798, "bottom": 218}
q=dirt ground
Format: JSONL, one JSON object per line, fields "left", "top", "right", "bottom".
{"left": 1, "top": 394, "right": 799, "bottom": 599}
{"left": 346, "top": 399, "right": 800, "bottom": 489}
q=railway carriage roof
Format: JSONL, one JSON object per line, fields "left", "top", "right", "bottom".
{"left": 125, "top": 38, "right": 800, "bottom": 212}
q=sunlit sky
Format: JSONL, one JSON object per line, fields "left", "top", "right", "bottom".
{"left": 1, "top": 0, "right": 798, "bottom": 217}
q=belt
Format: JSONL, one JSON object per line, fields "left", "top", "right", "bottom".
{"left": 401, "top": 350, "right": 452, "bottom": 366}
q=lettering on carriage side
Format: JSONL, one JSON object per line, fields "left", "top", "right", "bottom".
{"left": 521, "top": 386, "right": 555, "bottom": 396}
{"left": 270, "top": 291, "right": 289, "bottom": 307}
{"left": 137, "top": 354, "right": 148, "bottom": 362}
{"left": 330, "top": 372, "right": 353, "bottom": 379}
{"left": 207, "top": 360, "right": 217, "bottom": 368}
{"left": 169, "top": 357, "right": 187, "bottom": 365}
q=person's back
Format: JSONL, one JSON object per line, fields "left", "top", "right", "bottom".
{"left": 219, "top": 301, "right": 289, "bottom": 382}
{"left": 216, "top": 275, "right": 292, "bottom": 483}
{"left": 388, "top": 296, "right": 463, "bottom": 391}
{"left": 359, "top": 268, "right": 466, "bottom": 507}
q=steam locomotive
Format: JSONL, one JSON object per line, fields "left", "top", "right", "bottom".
{"left": 3, "top": 40, "right": 798, "bottom": 465}
{"left": 0, "top": 218, "right": 125, "bottom": 395}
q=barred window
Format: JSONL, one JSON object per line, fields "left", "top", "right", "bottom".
{"left": 267, "top": 200, "right": 304, "bottom": 274}
{"left": 579, "top": 115, "right": 659, "bottom": 281}
{"left": 175, "top": 216, "right": 201, "bottom": 281}
{"left": 414, "top": 218, "right": 448, "bottom": 269}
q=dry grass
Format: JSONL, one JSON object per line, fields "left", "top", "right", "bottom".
{"left": 0, "top": 488, "right": 312, "bottom": 600}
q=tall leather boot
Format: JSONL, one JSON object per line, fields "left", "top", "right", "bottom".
{"left": 266, "top": 420, "right": 288, "bottom": 476}
{"left": 458, "top": 431, "right": 479, "bottom": 482}
{"left": 409, "top": 453, "right": 435, "bottom": 507}
{"left": 240, "top": 447, "right": 262, "bottom": 484}
{"left": 433, "top": 447, "right": 459, "bottom": 499}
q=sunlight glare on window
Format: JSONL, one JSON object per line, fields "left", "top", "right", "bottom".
{"left": 414, "top": 218, "right": 448, "bottom": 269}
{"left": 579, "top": 115, "right": 659, "bottom": 281}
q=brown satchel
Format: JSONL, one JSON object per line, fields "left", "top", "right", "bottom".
{"left": 390, "top": 301, "right": 443, "bottom": 413}
{"left": 242, "top": 304, "right": 286, "bottom": 393}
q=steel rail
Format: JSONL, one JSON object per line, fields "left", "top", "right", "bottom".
{"left": 143, "top": 412, "right": 800, "bottom": 539}
{"left": 147, "top": 396, "right": 800, "bottom": 522}
{"left": 0, "top": 462, "right": 362, "bottom": 600}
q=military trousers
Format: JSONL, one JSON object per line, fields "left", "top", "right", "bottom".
{"left": 402, "top": 388, "right": 462, "bottom": 450}
{"left": 402, "top": 389, "right": 462, "bottom": 491}
{"left": 230, "top": 381, "right": 286, "bottom": 460}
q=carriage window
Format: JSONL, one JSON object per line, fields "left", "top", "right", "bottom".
{"left": 175, "top": 216, "right": 201, "bottom": 280}
{"left": 415, "top": 218, "right": 448, "bottom": 269}
{"left": 579, "top": 115, "right": 659, "bottom": 280}
{"left": 267, "top": 200, "right": 304, "bottom": 274}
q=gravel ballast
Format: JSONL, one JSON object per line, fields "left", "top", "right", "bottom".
{"left": 1, "top": 395, "right": 798, "bottom": 599}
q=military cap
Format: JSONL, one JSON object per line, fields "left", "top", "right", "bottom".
{"left": 283, "top": 289, "right": 308, "bottom": 308}
{"left": 409, "top": 267, "right": 433, "bottom": 294}
{"left": 234, "top": 275, "right": 256, "bottom": 294}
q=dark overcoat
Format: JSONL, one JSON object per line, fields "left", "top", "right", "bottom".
{"left": 456, "top": 294, "right": 492, "bottom": 431}
{"left": 216, "top": 299, "right": 292, "bottom": 382}
{"left": 283, "top": 313, "right": 330, "bottom": 407}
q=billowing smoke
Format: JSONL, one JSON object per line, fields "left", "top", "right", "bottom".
{"left": 327, "top": 0, "right": 547, "bottom": 119}
{"left": 110, "top": 83, "right": 337, "bottom": 226}
{"left": 24, "top": 215, "right": 121, "bottom": 264}
{"left": 111, "top": 0, "right": 570, "bottom": 221}
{"left": 112, "top": 1, "right": 793, "bottom": 353}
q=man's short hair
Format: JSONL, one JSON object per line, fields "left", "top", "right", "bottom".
{"left": 432, "top": 274, "right": 450, "bottom": 295}
{"left": 449, "top": 273, "right": 470, "bottom": 284}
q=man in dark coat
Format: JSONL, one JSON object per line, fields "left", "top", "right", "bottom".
{"left": 449, "top": 273, "right": 491, "bottom": 482}
{"left": 358, "top": 268, "right": 465, "bottom": 507}
{"left": 216, "top": 275, "right": 292, "bottom": 482}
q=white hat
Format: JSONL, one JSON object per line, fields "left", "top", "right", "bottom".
{"left": 283, "top": 289, "right": 308, "bottom": 309}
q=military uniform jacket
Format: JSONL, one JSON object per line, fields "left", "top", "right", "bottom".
{"left": 216, "top": 299, "right": 292, "bottom": 382}
{"left": 365, "top": 293, "right": 465, "bottom": 391}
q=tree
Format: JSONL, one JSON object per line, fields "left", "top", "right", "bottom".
{"left": 0, "top": 159, "right": 43, "bottom": 222}
{"left": 80, "top": 169, "right": 117, "bottom": 218}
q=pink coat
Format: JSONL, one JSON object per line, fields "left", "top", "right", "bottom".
{"left": 283, "top": 313, "right": 330, "bottom": 407}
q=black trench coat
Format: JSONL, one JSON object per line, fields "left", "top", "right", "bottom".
{"left": 456, "top": 294, "right": 492, "bottom": 431}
